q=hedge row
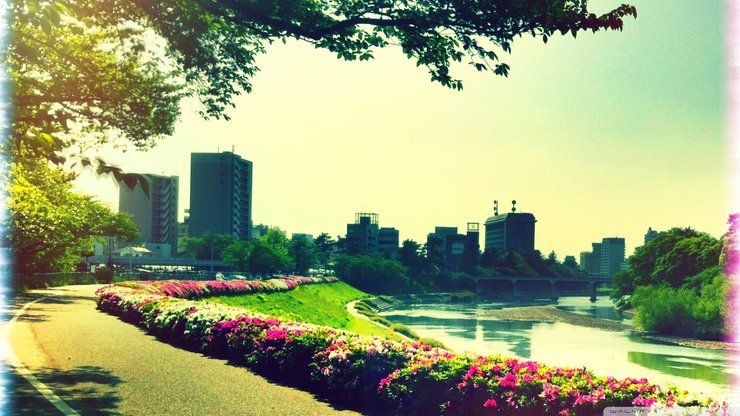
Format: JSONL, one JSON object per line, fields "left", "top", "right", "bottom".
{"left": 95, "top": 283, "right": 721, "bottom": 415}
{"left": 111, "top": 276, "right": 337, "bottom": 299}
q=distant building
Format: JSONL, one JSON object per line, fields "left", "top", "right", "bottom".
{"left": 189, "top": 151, "right": 253, "bottom": 240}
{"left": 378, "top": 227, "right": 400, "bottom": 257}
{"left": 600, "top": 238, "right": 626, "bottom": 278}
{"left": 579, "top": 242, "right": 603, "bottom": 275}
{"left": 465, "top": 223, "right": 480, "bottom": 256}
{"left": 292, "top": 233, "right": 314, "bottom": 243}
{"left": 644, "top": 227, "right": 660, "bottom": 244}
{"left": 426, "top": 224, "right": 479, "bottom": 270}
{"left": 346, "top": 213, "right": 379, "bottom": 253}
{"left": 579, "top": 238, "right": 625, "bottom": 278}
{"left": 177, "top": 211, "right": 189, "bottom": 255}
{"left": 252, "top": 224, "right": 269, "bottom": 240}
{"left": 484, "top": 205, "right": 536, "bottom": 255}
{"left": 119, "top": 173, "right": 179, "bottom": 256}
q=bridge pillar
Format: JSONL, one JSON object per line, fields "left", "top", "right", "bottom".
{"left": 549, "top": 279, "right": 558, "bottom": 301}
{"left": 589, "top": 282, "right": 597, "bottom": 303}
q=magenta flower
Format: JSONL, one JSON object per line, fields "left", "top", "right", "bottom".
{"left": 483, "top": 399, "right": 497, "bottom": 408}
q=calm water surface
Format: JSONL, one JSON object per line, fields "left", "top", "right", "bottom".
{"left": 380, "top": 296, "right": 738, "bottom": 403}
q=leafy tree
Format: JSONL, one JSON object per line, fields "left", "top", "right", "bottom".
{"left": 497, "top": 251, "right": 537, "bottom": 276}
{"left": 259, "top": 227, "right": 293, "bottom": 268}
{"left": 563, "top": 256, "right": 578, "bottom": 269}
{"left": 425, "top": 236, "right": 445, "bottom": 271}
{"left": 221, "top": 239, "right": 254, "bottom": 271}
{"left": 479, "top": 248, "right": 499, "bottom": 269}
{"left": 652, "top": 235, "right": 721, "bottom": 288}
{"left": 7, "top": 161, "right": 138, "bottom": 274}
{"left": 459, "top": 243, "right": 479, "bottom": 275}
{"left": 546, "top": 250, "right": 558, "bottom": 265}
{"left": 334, "top": 254, "right": 421, "bottom": 294}
{"left": 313, "top": 232, "right": 335, "bottom": 272}
{"left": 399, "top": 239, "right": 424, "bottom": 276}
{"left": 182, "top": 232, "right": 238, "bottom": 260}
{"left": 247, "top": 243, "right": 287, "bottom": 277}
{"left": 719, "top": 213, "right": 738, "bottom": 271}
{"left": 289, "top": 237, "right": 317, "bottom": 275}
{"left": 612, "top": 228, "right": 715, "bottom": 298}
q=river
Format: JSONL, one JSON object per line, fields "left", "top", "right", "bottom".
{"left": 380, "top": 296, "right": 738, "bottom": 403}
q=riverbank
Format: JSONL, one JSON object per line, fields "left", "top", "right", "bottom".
{"left": 478, "top": 305, "right": 738, "bottom": 351}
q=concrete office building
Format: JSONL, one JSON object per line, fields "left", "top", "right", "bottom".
{"left": 292, "top": 233, "right": 314, "bottom": 243}
{"left": 378, "top": 227, "right": 400, "bottom": 257}
{"left": 579, "top": 242, "right": 603, "bottom": 275}
{"left": 189, "top": 151, "right": 253, "bottom": 240}
{"left": 119, "top": 173, "right": 179, "bottom": 256}
{"left": 484, "top": 201, "right": 536, "bottom": 254}
{"left": 427, "top": 224, "right": 479, "bottom": 270}
{"left": 346, "top": 213, "right": 379, "bottom": 253}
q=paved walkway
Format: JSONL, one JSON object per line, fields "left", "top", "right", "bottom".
{"left": 2, "top": 285, "right": 362, "bottom": 415}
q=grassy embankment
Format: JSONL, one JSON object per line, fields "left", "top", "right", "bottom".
{"left": 206, "top": 281, "right": 409, "bottom": 341}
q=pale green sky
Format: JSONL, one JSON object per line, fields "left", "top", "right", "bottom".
{"left": 76, "top": 0, "right": 728, "bottom": 258}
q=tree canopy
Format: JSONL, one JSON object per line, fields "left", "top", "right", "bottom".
{"left": 7, "top": 160, "right": 138, "bottom": 274}
{"left": 8, "top": 0, "right": 637, "bottom": 166}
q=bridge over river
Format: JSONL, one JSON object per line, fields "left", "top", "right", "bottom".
{"left": 472, "top": 275, "right": 613, "bottom": 301}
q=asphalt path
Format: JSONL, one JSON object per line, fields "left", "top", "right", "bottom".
{"left": 3, "top": 285, "right": 362, "bottom": 416}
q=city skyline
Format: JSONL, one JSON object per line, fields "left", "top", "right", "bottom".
{"left": 74, "top": 0, "right": 726, "bottom": 259}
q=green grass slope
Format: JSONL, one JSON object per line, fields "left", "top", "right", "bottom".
{"left": 206, "top": 281, "right": 402, "bottom": 340}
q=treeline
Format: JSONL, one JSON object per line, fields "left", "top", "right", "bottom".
{"left": 182, "top": 230, "right": 335, "bottom": 277}
{"left": 335, "top": 239, "right": 584, "bottom": 295}
{"left": 611, "top": 216, "right": 736, "bottom": 340}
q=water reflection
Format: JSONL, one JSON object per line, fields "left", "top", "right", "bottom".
{"left": 627, "top": 351, "right": 730, "bottom": 385}
{"left": 381, "top": 297, "right": 735, "bottom": 402}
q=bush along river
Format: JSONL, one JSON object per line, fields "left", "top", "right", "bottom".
{"left": 379, "top": 296, "right": 738, "bottom": 403}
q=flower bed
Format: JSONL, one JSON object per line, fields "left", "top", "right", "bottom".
{"left": 110, "top": 275, "right": 337, "bottom": 299}
{"left": 95, "top": 281, "right": 722, "bottom": 415}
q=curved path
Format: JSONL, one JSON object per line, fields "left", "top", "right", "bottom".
{"left": 3, "top": 285, "right": 361, "bottom": 416}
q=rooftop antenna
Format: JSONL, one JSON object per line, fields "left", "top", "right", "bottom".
{"left": 511, "top": 200, "right": 517, "bottom": 213}
{"left": 494, "top": 200, "right": 499, "bottom": 216}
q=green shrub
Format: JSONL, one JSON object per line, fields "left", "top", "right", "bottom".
{"left": 632, "top": 273, "right": 729, "bottom": 340}
{"left": 632, "top": 285, "right": 695, "bottom": 336}
{"left": 389, "top": 323, "right": 419, "bottom": 339}
{"left": 418, "top": 337, "right": 446, "bottom": 349}
{"left": 370, "top": 315, "right": 393, "bottom": 327}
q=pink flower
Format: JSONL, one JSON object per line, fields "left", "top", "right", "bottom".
{"left": 483, "top": 399, "right": 497, "bottom": 408}
{"left": 632, "top": 397, "right": 657, "bottom": 407}
{"left": 500, "top": 373, "right": 518, "bottom": 389}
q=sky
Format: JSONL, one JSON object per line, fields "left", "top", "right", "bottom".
{"left": 75, "top": 0, "right": 728, "bottom": 259}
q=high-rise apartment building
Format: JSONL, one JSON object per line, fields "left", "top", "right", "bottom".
{"left": 189, "top": 151, "right": 253, "bottom": 240}
{"left": 579, "top": 238, "right": 625, "bottom": 278}
{"left": 119, "top": 174, "right": 179, "bottom": 256}
{"left": 600, "top": 237, "right": 626, "bottom": 278}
